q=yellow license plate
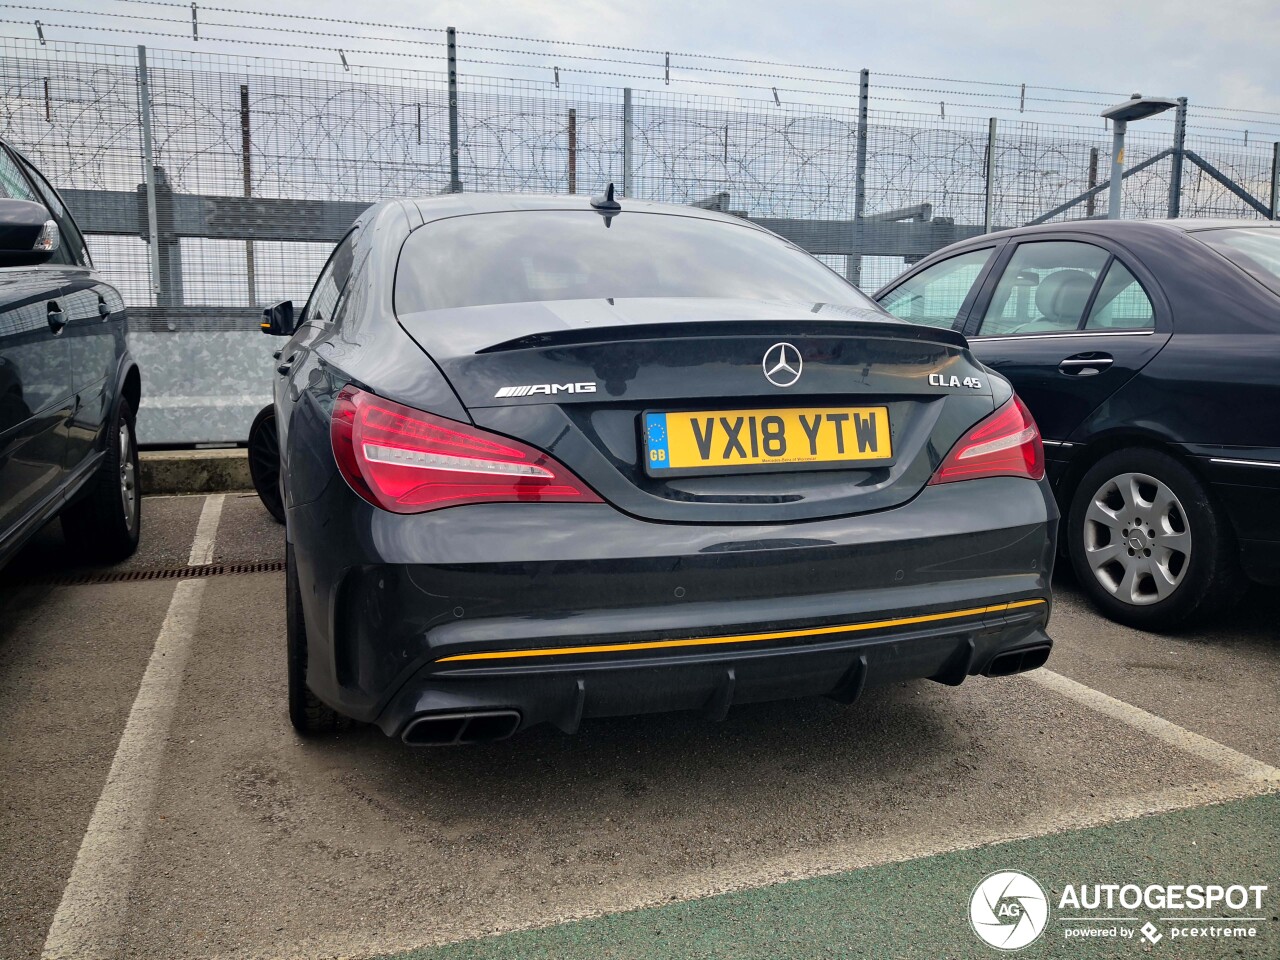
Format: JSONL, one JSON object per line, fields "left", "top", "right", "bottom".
{"left": 643, "top": 406, "right": 892, "bottom": 475}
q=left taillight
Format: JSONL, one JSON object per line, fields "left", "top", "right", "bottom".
{"left": 928, "top": 395, "right": 1045, "bottom": 485}
{"left": 330, "top": 386, "right": 602, "bottom": 513}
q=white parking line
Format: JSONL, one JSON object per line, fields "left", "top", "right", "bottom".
{"left": 1028, "top": 668, "right": 1280, "bottom": 782}
{"left": 187, "top": 493, "right": 225, "bottom": 566}
{"left": 42, "top": 496, "right": 223, "bottom": 960}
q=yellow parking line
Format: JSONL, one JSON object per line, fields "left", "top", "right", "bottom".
{"left": 436, "top": 598, "right": 1046, "bottom": 663}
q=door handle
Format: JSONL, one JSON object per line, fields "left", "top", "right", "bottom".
{"left": 47, "top": 302, "right": 67, "bottom": 334}
{"left": 1058, "top": 352, "right": 1113, "bottom": 377}
{"left": 276, "top": 352, "right": 298, "bottom": 376}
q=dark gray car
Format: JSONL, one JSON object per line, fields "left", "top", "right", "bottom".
{"left": 262, "top": 192, "right": 1057, "bottom": 745}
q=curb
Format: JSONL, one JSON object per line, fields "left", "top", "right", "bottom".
{"left": 141, "top": 448, "right": 252, "bottom": 495}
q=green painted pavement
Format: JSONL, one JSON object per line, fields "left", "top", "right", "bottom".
{"left": 379, "top": 791, "right": 1279, "bottom": 960}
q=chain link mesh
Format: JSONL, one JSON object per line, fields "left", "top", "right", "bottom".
{"left": 0, "top": 33, "right": 1276, "bottom": 441}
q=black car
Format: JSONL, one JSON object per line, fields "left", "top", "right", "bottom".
{"left": 263, "top": 191, "right": 1056, "bottom": 745}
{"left": 874, "top": 219, "right": 1280, "bottom": 629}
{"left": 0, "top": 141, "right": 141, "bottom": 569}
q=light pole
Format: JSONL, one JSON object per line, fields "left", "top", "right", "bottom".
{"left": 1101, "top": 94, "right": 1178, "bottom": 219}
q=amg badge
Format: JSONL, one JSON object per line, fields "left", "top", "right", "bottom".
{"left": 494, "top": 382, "right": 598, "bottom": 398}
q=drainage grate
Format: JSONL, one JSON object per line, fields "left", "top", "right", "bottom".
{"left": 25, "top": 560, "right": 286, "bottom": 587}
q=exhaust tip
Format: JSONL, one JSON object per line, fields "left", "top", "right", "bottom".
{"left": 401, "top": 710, "right": 521, "bottom": 746}
{"left": 984, "top": 643, "right": 1052, "bottom": 678}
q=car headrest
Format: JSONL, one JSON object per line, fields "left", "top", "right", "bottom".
{"left": 1034, "top": 270, "right": 1096, "bottom": 324}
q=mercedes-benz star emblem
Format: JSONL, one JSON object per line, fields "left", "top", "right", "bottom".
{"left": 762, "top": 342, "right": 803, "bottom": 387}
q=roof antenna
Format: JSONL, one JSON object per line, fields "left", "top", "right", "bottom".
{"left": 590, "top": 182, "right": 621, "bottom": 226}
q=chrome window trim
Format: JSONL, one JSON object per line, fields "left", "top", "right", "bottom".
{"left": 969, "top": 330, "right": 1157, "bottom": 343}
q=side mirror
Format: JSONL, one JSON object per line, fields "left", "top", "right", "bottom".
{"left": 260, "top": 300, "right": 295, "bottom": 336}
{"left": 0, "top": 199, "right": 59, "bottom": 267}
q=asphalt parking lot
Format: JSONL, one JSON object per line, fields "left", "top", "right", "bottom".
{"left": 1, "top": 492, "right": 1277, "bottom": 960}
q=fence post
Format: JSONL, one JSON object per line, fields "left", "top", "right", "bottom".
{"left": 1271, "top": 142, "right": 1280, "bottom": 220}
{"left": 847, "top": 68, "right": 869, "bottom": 286}
{"left": 1168, "top": 96, "right": 1187, "bottom": 218}
{"left": 984, "top": 117, "right": 997, "bottom": 233}
{"left": 447, "top": 26, "right": 461, "bottom": 193}
{"left": 622, "top": 87, "right": 633, "bottom": 197}
{"left": 1086, "top": 147, "right": 1099, "bottom": 217}
{"left": 136, "top": 45, "right": 162, "bottom": 304}
{"left": 567, "top": 108, "right": 577, "bottom": 194}
{"left": 240, "top": 83, "right": 256, "bottom": 306}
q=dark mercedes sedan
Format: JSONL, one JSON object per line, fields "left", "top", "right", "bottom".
{"left": 264, "top": 192, "right": 1056, "bottom": 744}
{"left": 874, "top": 219, "right": 1280, "bottom": 630}
{"left": 0, "top": 139, "right": 141, "bottom": 570}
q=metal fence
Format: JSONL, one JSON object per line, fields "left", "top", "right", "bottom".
{"left": 1, "top": 34, "right": 1278, "bottom": 443}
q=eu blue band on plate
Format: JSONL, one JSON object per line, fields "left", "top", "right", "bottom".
{"left": 644, "top": 413, "right": 670, "bottom": 468}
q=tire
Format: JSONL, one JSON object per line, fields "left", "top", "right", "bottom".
{"left": 1067, "top": 448, "right": 1242, "bottom": 630}
{"left": 286, "top": 541, "right": 344, "bottom": 735}
{"left": 248, "top": 404, "right": 285, "bottom": 525}
{"left": 61, "top": 395, "right": 141, "bottom": 562}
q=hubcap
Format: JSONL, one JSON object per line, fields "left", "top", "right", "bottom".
{"left": 119, "top": 422, "right": 137, "bottom": 530}
{"left": 1082, "top": 471, "right": 1190, "bottom": 606}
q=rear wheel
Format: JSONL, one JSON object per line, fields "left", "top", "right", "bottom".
{"left": 287, "top": 542, "right": 344, "bottom": 735}
{"left": 61, "top": 396, "right": 141, "bottom": 562}
{"left": 1068, "top": 448, "right": 1241, "bottom": 630}
{"left": 248, "top": 404, "right": 285, "bottom": 524}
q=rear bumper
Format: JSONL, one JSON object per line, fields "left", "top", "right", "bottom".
{"left": 287, "top": 475, "right": 1058, "bottom": 737}
{"left": 379, "top": 605, "right": 1051, "bottom": 742}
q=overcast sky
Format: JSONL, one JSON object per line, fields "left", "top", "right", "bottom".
{"left": 22, "top": 0, "right": 1280, "bottom": 134}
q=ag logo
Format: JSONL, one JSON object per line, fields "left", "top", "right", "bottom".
{"left": 762, "top": 342, "right": 802, "bottom": 387}
{"left": 969, "top": 870, "right": 1049, "bottom": 950}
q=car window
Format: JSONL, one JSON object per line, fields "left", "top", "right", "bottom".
{"left": 1084, "top": 261, "right": 1154, "bottom": 330}
{"left": 977, "top": 240, "right": 1109, "bottom": 336}
{"left": 1193, "top": 227, "right": 1280, "bottom": 298}
{"left": 330, "top": 247, "right": 370, "bottom": 332}
{"left": 395, "top": 210, "right": 872, "bottom": 313}
{"left": 16, "top": 154, "right": 90, "bottom": 268}
{"left": 878, "top": 248, "right": 993, "bottom": 329}
{"left": 302, "top": 230, "right": 357, "bottom": 325}
{"left": 0, "top": 148, "right": 39, "bottom": 203}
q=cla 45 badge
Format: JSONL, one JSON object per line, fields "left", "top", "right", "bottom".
{"left": 930, "top": 373, "right": 983, "bottom": 389}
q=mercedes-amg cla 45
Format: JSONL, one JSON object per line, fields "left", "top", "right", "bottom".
{"left": 262, "top": 191, "right": 1057, "bottom": 745}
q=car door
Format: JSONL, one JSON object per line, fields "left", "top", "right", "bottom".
{"left": 275, "top": 228, "right": 358, "bottom": 505}
{"left": 960, "top": 237, "right": 1172, "bottom": 443}
{"left": 0, "top": 146, "right": 76, "bottom": 541}
{"left": 16, "top": 151, "right": 116, "bottom": 479}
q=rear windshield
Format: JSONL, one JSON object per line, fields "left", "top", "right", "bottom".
{"left": 395, "top": 209, "right": 872, "bottom": 312}
{"left": 1194, "top": 227, "right": 1280, "bottom": 297}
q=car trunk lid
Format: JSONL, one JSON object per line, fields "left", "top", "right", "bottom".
{"left": 396, "top": 297, "right": 997, "bottom": 523}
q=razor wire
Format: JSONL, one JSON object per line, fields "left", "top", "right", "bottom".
{"left": 0, "top": 33, "right": 1276, "bottom": 316}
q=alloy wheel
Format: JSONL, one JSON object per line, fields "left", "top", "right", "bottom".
{"left": 1082, "top": 471, "right": 1191, "bottom": 606}
{"left": 119, "top": 421, "right": 138, "bottom": 531}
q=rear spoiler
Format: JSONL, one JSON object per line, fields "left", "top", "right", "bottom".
{"left": 477, "top": 319, "right": 970, "bottom": 354}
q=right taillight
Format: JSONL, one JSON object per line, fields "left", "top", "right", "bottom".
{"left": 928, "top": 395, "right": 1045, "bottom": 485}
